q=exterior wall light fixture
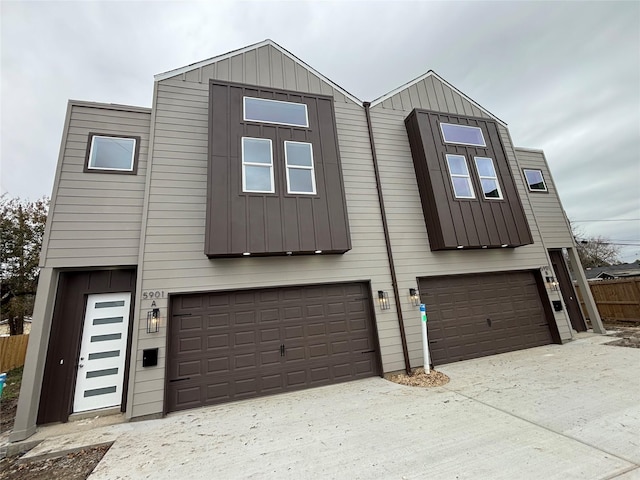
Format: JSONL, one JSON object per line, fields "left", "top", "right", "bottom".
{"left": 147, "top": 308, "right": 160, "bottom": 333}
{"left": 409, "top": 288, "right": 420, "bottom": 307}
{"left": 377, "top": 290, "right": 390, "bottom": 310}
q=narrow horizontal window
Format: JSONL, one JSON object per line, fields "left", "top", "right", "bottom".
{"left": 446, "top": 154, "right": 475, "bottom": 199}
{"left": 95, "top": 300, "right": 125, "bottom": 309}
{"left": 87, "top": 135, "right": 137, "bottom": 172}
{"left": 440, "top": 123, "right": 486, "bottom": 147}
{"left": 523, "top": 169, "right": 548, "bottom": 192}
{"left": 285, "top": 141, "right": 316, "bottom": 195}
{"left": 474, "top": 157, "right": 503, "bottom": 199}
{"left": 242, "top": 137, "right": 274, "bottom": 193}
{"left": 244, "top": 97, "right": 309, "bottom": 127}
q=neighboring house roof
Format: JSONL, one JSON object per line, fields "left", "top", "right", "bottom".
{"left": 584, "top": 261, "right": 640, "bottom": 280}
{"left": 369, "top": 70, "right": 507, "bottom": 127}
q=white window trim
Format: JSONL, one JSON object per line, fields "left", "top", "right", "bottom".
{"left": 88, "top": 135, "right": 136, "bottom": 172}
{"left": 523, "top": 169, "right": 548, "bottom": 192}
{"left": 242, "top": 137, "right": 275, "bottom": 194}
{"left": 474, "top": 156, "right": 503, "bottom": 200}
{"left": 284, "top": 141, "right": 316, "bottom": 195}
{"left": 446, "top": 154, "right": 476, "bottom": 199}
{"left": 440, "top": 122, "right": 487, "bottom": 147}
{"left": 243, "top": 96, "right": 309, "bottom": 128}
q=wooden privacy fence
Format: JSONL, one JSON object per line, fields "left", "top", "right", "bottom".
{"left": 0, "top": 334, "right": 29, "bottom": 372}
{"left": 575, "top": 278, "right": 640, "bottom": 322}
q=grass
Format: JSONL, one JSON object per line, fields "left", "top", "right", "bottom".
{"left": 2, "top": 366, "right": 23, "bottom": 400}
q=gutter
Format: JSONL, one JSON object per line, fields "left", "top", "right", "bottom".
{"left": 363, "top": 102, "right": 411, "bottom": 375}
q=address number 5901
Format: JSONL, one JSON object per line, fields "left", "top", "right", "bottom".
{"left": 142, "top": 291, "right": 165, "bottom": 299}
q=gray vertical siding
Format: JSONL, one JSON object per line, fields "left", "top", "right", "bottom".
{"left": 515, "top": 148, "right": 575, "bottom": 248}
{"left": 131, "top": 44, "right": 399, "bottom": 418}
{"left": 369, "top": 75, "right": 572, "bottom": 367}
{"left": 42, "top": 102, "right": 151, "bottom": 268}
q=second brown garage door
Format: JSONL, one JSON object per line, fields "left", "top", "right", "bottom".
{"left": 166, "top": 282, "right": 380, "bottom": 413}
{"left": 418, "top": 270, "right": 556, "bottom": 365}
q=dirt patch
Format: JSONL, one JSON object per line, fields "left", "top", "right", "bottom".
{"left": 604, "top": 325, "right": 640, "bottom": 349}
{"left": 0, "top": 445, "right": 110, "bottom": 480}
{"left": 1, "top": 398, "right": 18, "bottom": 434}
{"left": 388, "top": 367, "right": 450, "bottom": 387}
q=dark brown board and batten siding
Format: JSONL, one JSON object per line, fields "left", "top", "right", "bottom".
{"left": 205, "top": 80, "right": 351, "bottom": 257}
{"left": 405, "top": 109, "right": 533, "bottom": 250}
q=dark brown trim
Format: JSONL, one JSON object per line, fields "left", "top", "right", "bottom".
{"left": 549, "top": 249, "right": 587, "bottom": 332}
{"left": 38, "top": 268, "right": 137, "bottom": 425}
{"left": 83, "top": 132, "right": 141, "bottom": 175}
{"left": 533, "top": 269, "right": 562, "bottom": 344}
{"left": 364, "top": 102, "right": 411, "bottom": 374}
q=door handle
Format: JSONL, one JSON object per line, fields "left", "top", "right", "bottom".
{"left": 280, "top": 344, "right": 286, "bottom": 357}
{"left": 79, "top": 364, "right": 84, "bottom": 368}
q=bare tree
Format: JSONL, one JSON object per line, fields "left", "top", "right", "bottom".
{"left": 570, "top": 221, "right": 621, "bottom": 268}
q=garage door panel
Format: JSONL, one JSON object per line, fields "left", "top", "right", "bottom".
{"left": 419, "top": 271, "right": 553, "bottom": 365}
{"left": 167, "top": 283, "right": 380, "bottom": 413}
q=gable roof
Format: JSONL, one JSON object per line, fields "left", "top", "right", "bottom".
{"left": 369, "top": 70, "right": 507, "bottom": 126}
{"left": 154, "top": 39, "right": 363, "bottom": 105}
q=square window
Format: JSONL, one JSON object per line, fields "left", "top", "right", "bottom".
{"left": 474, "top": 157, "right": 503, "bottom": 199}
{"left": 85, "top": 134, "right": 139, "bottom": 173}
{"left": 446, "top": 154, "right": 475, "bottom": 199}
{"left": 285, "top": 141, "right": 316, "bottom": 195}
{"left": 242, "top": 137, "right": 274, "bottom": 193}
{"left": 523, "top": 169, "right": 548, "bottom": 192}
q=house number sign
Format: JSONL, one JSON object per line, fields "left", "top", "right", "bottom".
{"left": 142, "top": 290, "right": 166, "bottom": 299}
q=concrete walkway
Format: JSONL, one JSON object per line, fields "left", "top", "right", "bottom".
{"left": 11, "top": 332, "right": 640, "bottom": 479}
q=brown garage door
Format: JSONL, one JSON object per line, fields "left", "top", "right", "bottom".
{"left": 418, "top": 271, "right": 555, "bottom": 365}
{"left": 166, "top": 282, "right": 380, "bottom": 413}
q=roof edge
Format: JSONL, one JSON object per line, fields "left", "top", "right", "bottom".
{"left": 369, "top": 70, "right": 507, "bottom": 127}
{"left": 68, "top": 99, "right": 151, "bottom": 114}
{"left": 514, "top": 146, "right": 545, "bottom": 154}
{"left": 154, "top": 39, "right": 363, "bottom": 106}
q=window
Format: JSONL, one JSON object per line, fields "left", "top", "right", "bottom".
{"left": 446, "top": 154, "right": 475, "bottom": 199}
{"left": 474, "top": 157, "right": 503, "bottom": 199}
{"left": 242, "top": 137, "right": 274, "bottom": 193}
{"left": 440, "top": 123, "right": 486, "bottom": 147}
{"left": 523, "top": 169, "right": 548, "bottom": 192}
{"left": 85, "top": 134, "right": 139, "bottom": 173}
{"left": 243, "top": 97, "right": 309, "bottom": 127}
{"left": 285, "top": 141, "right": 316, "bottom": 194}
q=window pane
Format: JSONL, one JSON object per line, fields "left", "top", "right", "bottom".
{"left": 244, "top": 165, "right": 272, "bottom": 192}
{"left": 452, "top": 177, "right": 474, "bottom": 198}
{"left": 475, "top": 157, "right": 496, "bottom": 177}
{"left": 288, "top": 169, "right": 314, "bottom": 194}
{"left": 524, "top": 169, "right": 547, "bottom": 191}
{"left": 446, "top": 155, "right": 469, "bottom": 175}
{"left": 285, "top": 142, "right": 313, "bottom": 167}
{"left": 243, "top": 138, "right": 272, "bottom": 164}
{"left": 244, "top": 97, "right": 308, "bottom": 127}
{"left": 89, "top": 136, "right": 135, "bottom": 170}
{"left": 440, "top": 123, "right": 486, "bottom": 147}
{"left": 481, "top": 179, "right": 501, "bottom": 198}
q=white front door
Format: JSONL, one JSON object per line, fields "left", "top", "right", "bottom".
{"left": 73, "top": 292, "right": 131, "bottom": 413}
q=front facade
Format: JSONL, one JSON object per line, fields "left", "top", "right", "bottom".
{"left": 12, "top": 40, "right": 602, "bottom": 441}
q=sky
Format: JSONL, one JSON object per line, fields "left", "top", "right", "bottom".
{"left": 1, "top": 0, "right": 639, "bottom": 261}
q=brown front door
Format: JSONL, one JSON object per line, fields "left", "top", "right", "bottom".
{"left": 418, "top": 270, "right": 556, "bottom": 365}
{"left": 166, "top": 282, "right": 380, "bottom": 413}
{"left": 549, "top": 249, "right": 587, "bottom": 332}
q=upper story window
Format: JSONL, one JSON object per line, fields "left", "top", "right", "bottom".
{"left": 523, "top": 169, "right": 548, "bottom": 192}
{"left": 85, "top": 133, "right": 140, "bottom": 174}
{"left": 446, "top": 154, "right": 475, "bottom": 199}
{"left": 474, "top": 157, "right": 503, "bottom": 199}
{"left": 285, "top": 141, "right": 316, "bottom": 195}
{"left": 242, "top": 137, "right": 274, "bottom": 193}
{"left": 243, "top": 97, "right": 309, "bottom": 127}
{"left": 440, "top": 123, "right": 486, "bottom": 147}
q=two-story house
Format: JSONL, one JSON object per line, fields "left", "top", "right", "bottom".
{"left": 11, "top": 40, "right": 602, "bottom": 442}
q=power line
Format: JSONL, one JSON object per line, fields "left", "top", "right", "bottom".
{"left": 572, "top": 219, "right": 640, "bottom": 222}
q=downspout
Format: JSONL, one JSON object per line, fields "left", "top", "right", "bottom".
{"left": 363, "top": 102, "right": 411, "bottom": 375}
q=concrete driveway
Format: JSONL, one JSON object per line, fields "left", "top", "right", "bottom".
{"left": 19, "top": 333, "right": 640, "bottom": 479}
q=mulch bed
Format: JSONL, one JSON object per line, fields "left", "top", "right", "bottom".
{"left": 388, "top": 367, "right": 450, "bottom": 387}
